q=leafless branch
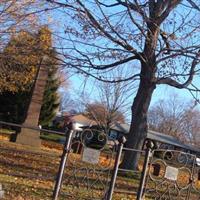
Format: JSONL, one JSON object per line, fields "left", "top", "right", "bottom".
{"left": 157, "top": 56, "right": 200, "bottom": 88}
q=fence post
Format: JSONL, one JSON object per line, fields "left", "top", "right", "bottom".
{"left": 106, "top": 136, "right": 126, "bottom": 200}
{"left": 52, "top": 122, "right": 74, "bottom": 200}
{"left": 136, "top": 140, "right": 153, "bottom": 200}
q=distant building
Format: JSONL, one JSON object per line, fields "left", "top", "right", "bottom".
{"left": 107, "top": 123, "right": 200, "bottom": 156}
{"left": 53, "top": 114, "right": 96, "bottom": 130}
{"left": 53, "top": 114, "right": 200, "bottom": 156}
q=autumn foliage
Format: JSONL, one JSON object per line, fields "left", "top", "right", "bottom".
{"left": 0, "top": 27, "right": 53, "bottom": 93}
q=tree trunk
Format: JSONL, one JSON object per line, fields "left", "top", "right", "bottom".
{"left": 120, "top": 17, "right": 160, "bottom": 170}
{"left": 120, "top": 76, "right": 155, "bottom": 170}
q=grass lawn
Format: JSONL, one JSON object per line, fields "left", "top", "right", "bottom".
{"left": 0, "top": 138, "right": 142, "bottom": 200}
{"left": 0, "top": 132, "right": 200, "bottom": 200}
{"left": 40, "top": 133, "right": 65, "bottom": 143}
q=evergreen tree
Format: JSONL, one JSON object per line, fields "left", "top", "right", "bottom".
{"left": 0, "top": 91, "right": 30, "bottom": 124}
{"left": 39, "top": 53, "right": 60, "bottom": 127}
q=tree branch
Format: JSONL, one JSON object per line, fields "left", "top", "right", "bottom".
{"left": 46, "top": 0, "right": 80, "bottom": 10}
{"left": 75, "top": 49, "right": 140, "bottom": 70}
{"left": 157, "top": 57, "right": 200, "bottom": 88}
{"left": 76, "top": 0, "right": 136, "bottom": 52}
{"left": 120, "top": 0, "right": 148, "bottom": 19}
{"left": 96, "top": 0, "right": 131, "bottom": 48}
{"left": 187, "top": 0, "right": 200, "bottom": 12}
{"left": 98, "top": 1, "right": 121, "bottom": 8}
{"left": 126, "top": 0, "right": 147, "bottom": 38}
{"left": 158, "top": 0, "right": 182, "bottom": 24}
{"left": 61, "top": 58, "right": 141, "bottom": 83}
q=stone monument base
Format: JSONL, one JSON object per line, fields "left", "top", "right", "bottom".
{"left": 16, "top": 128, "right": 41, "bottom": 148}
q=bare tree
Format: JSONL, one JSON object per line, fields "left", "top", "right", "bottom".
{"left": 148, "top": 95, "right": 200, "bottom": 146}
{"left": 0, "top": 1, "right": 46, "bottom": 49}
{"left": 60, "top": 92, "right": 81, "bottom": 114}
{"left": 84, "top": 78, "right": 133, "bottom": 134}
{"left": 46, "top": 0, "right": 200, "bottom": 169}
{"left": 85, "top": 102, "right": 125, "bottom": 133}
{"left": 183, "top": 109, "right": 200, "bottom": 147}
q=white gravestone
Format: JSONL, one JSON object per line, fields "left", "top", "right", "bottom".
{"left": 164, "top": 166, "right": 179, "bottom": 181}
{"left": 0, "top": 183, "right": 4, "bottom": 199}
{"left": 82, "top": 147, "right": 100, "bottom": 164}
{"left": 196, "top": 158, "right": 200, "bottom": 166}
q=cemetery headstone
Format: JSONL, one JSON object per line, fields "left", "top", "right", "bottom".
{"left": 0, "top": 183, "right": 4, "bottom": 199}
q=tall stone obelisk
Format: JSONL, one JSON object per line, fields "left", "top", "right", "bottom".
{"left": 16, "top": 26, "right": 51, "bottom": 148}
{"left": 16, "top": 58, "right": 48, "bottom": 147}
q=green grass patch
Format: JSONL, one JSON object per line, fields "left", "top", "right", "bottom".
{"left": 0, "top": 128, "right": 15, "bottom": 135}
{"left": 40, "top": 133, "right": 65, "bottom": 142}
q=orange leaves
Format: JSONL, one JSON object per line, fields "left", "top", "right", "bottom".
{"left": 0, "top": 27, "right": 53, "bottom": 93}
{"left": 38, "top": 26, "right": 52, "bottom": 51}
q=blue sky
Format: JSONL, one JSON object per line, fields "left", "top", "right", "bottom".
{"left": 67, "top": 73, "right": 199, "bottom": 108}
{"left": 50, "top": 1, "right": 200, "bottom": 115}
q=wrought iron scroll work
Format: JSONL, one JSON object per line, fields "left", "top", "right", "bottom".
{"left": 144, "top": 149, "right": 198, "bottom": 200}
{"left": 63, "top": 129, "right": 117, "bottom": 199}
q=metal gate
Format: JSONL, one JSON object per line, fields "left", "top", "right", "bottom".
{"left": 52, "top": 125, "right": 125, "bottom": 200}
{"left": 52, "top": 125, "right": 200, "bottom": 200}
{"left": 140, "top": 148, "right": 200, "bottom": 200}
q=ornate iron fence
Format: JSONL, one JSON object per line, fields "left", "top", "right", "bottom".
{"left": 52, "top": 125, "right": 126, "bottom": 200}
{"left": 138, "top": 148, "right": 200, "bottom": 200}
{"left": 1, "top": 121, "right": 200, "bottom": 200}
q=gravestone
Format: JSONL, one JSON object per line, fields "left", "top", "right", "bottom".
{"left": 0, "top": 183, "right": 4, "bottom": 199}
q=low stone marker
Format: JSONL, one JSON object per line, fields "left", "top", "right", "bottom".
{"left": 0, "top": 183, "right": 4, "bottom": 199}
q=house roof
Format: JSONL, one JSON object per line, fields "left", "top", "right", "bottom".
{"left": 72, "top": 114, "right": 97, "bottom": 126}
{"left": 54, "top": 114, "right": 200, "bottom": 153}
{"left": 112, "top": 123, "right": 200, "bottom": 153}
{"left": 111, "top": 123, "right": 130, "bottom": 133}
{"left": 53, "top": 114, "right": 96, "bottom": 127}
{"left": 149, "top": 130, "right": 200, "bottom": 153}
